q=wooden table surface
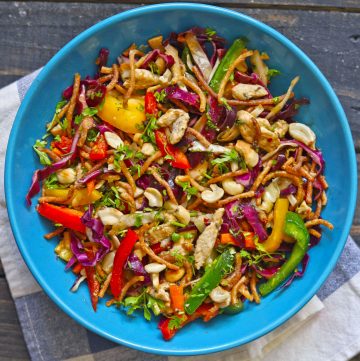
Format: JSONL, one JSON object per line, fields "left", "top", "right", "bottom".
{"left": 1, "top": 1, "right": 359, "bottom": 360}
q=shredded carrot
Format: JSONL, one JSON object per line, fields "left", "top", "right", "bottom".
{"left": 169, "top": 284, "right": 185, "bottom": 312}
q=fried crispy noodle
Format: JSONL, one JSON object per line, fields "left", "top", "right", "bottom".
{"left": 187, "top": 196, "right": 202, "bottom": 210}
{"left": 124, "top": 49, "right": 144, "bottom": 107}
{"left": 99, "top": 272, "right": 112, "bottom": 298}
{"left": 186, "top": 127, "right": 211, "bottom": 148}
{"left": 134, "top": 150, "right": 162, "bottom": 180}
{"left": 231, "top": 276, "right": 247, "bottom": 305}
{"left": 96, "top": 263, "right": 106, "bottom": 278}
{"left": 305, "top": 218, "right": 334, "bottom": 230}
{"left": 44, "top": 227, "right": 65, "bottom": 240}
{"left": 148, "top": 167, "right": 178, "bottom": 205}
{"left": 183, "top": 172, "right": 206, "bottom": 192}
{"left": 313, "top": 198, "right": 323, "bottom": 219}
{"left": 266, "top": 76, "right": 300, "bottom": 120}
{"left": 100, "top": 66, "right": 112, "bottom": 74}
{"left": 138, "top": 233, "right": 180, "bottom": 270}
{"left": 120, "top": 190, "right": 136, "bottom": 213}
{"left": 118, "top": 275, "right": 145, "bottom": 302}
{"left": 251, "top": 161, "right": 273, "bottom": 191}
{"left": 227, "top": 92, "right": 294, "bottom": 107}
{"left": 309, "top": 228, "right": 321, "bottom": 238}
{"left": 114, "top": 83, "right": 127, "bottom": 95}
{"left": 221, "top": 253, "right": 242, "bottom": 289}
{"left": 207, "top": 169, "right": 248, "bottom": 185}
{"left": 80, "top": 150, "right": 90, "bottom": 159}
{"left": 319, "top": 175, "right": 329, "bottom": 189}
{"left": 78, "top": 117, "right": 95, "bottom": 147}
{"left": 181, "top": 261, "right": 193, "bottom": 285}
{"left": 98, "top": 74, "right": 113, "bottom": 84}
{"left": 262, "top": 171, "right": 304, "bottom": 205}
{"left": 115, "top": 181, "right": 133, "bottom": 197}
{"left": 119, "top": 160, "right": 136, "bottom": 194}
{"left": 181, "top": 75, "right": 206, "bottom": 112}
{"left": 217, "top": 50, "right": 253, "bottom": 101}
{"left": 239, "top": 284, "right": 254, "bottom": 301}
{"left": 217, "top": 191, "right": 256, "bottom": 206}
{"left": 250, "top": 272, "right": 260, "bottom": 304}
{"left": 321, "top": 191, "right": 328, "bottom": 206}
{"left": 66, "top": 73, "right": 81, "bottom": 136}
{"left": 192, "top": 66, "right": 218, "bottom": 99}
{"left": 106, "top": 64, "right": 119, "bottom": 91}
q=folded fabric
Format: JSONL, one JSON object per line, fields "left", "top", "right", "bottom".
{"left": 0, "top": 71, "right": 359, "bottom": 361}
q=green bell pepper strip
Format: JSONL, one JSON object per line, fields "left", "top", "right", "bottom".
{"left": 209, "top": 38, "right": 247, "bottom": 92}
{"left": 185, "top": 248, "right": 235, "bottom": 315}
{"left": 259, "top": 212, "right": 310, "bottom": 296}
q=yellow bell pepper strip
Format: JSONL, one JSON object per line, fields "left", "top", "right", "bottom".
{"left": 37, "top": 203, "right": 85, "bottom": 233}
{"left": 262, "top": 198, "right": 289, "bottom": 252}
{"left": 209, "top": 38, "right": 247, "bottom": 92}
{"left": 43, "top": 188, "right": 102, "bottom": 207}
{"left": 259, "top": 212, "right": 310, "bottom": 296}
{"left": 110, "top": 229, "right": 139, "bottom": 298}
{"left": 185, "top": 248, "right": 235, "bottom": 315}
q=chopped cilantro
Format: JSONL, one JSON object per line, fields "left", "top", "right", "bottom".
{"left": 33, "top": 139, "right": 51, "bottom": 165}
{"left": 141, "top": 116, "right": 158, "bottom": 144}
{"left": 168, "top": 315, "right": 187, "bottom": 330}
{"left": 205, "top": 27, "right": 217, "bottom": 38}
{"left": 154, "top": 89, "right": 167, "bottom": 103}
{"left": 86, "top": 128, "right": 99, "bottom": 143}
{"left": 177, "top": 180, "right": 198, "bottom": 201}
{"left": 134, "top": 214, "right": 143, "bottom": 228}
{"left": 267, "top": 68, "right": 281, "bottom": 80}
{"left": 149, "top": 62, "right": 160, "bottom": 75}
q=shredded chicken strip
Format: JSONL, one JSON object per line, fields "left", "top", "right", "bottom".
{"left": 192, "top": 66, "right": 218, "bottom": 99}
{"left": 186, "top": 127, "right": 211, "bottom": 148}
{"left": 99, "top": 272, "right": 112, "bottom": 298}
{"left": 183, "top": 172, "right": 206, "bottom": 192}
{"left": 217, "top": 50, "right": 253, "bottom": 101}
{"left": 118, "top": 276, "right": 145, "bottom": 302}
{"left": 106, "top": 64, "right": 119, "bottom": 91}
{"left": 148, "top": 167, "right": 178, "bottom": 205}
{"left": 66, "top": 73, "right": 81, "bottom": 136}
{"left": 181, "top": 76, "right": 206, "bottom": 112}
{"left": 134, "top": 150, "right": 162, "bottom": 180}
{"left": 227, "top": 92, "right": 293, "bottom": 107}
{"left": 305, "top": 218, "right": 334, "bottom": 230}
{"left": 217, "top": 191, "right": 256, "bottom": 206}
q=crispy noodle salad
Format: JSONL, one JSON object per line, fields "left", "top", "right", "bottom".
{"left": 27, "top": 28, "right": 334, "bottom": 340}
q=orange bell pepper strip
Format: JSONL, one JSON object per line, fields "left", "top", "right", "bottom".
{"left": 72, "top": 263, "right": 83, "bottom": 275}
{"left": 155, "top": 129, "right": 190, "bottom": 169}
{"left": 220, "top": 233, "right": 237, "bottom": 246}
{"left": 37, "top": 203, "right": 85, "bottom": 233}
{"left": 169, "top": 285, "right": 184, "bottom": 312}
{"left": 262, "top": 198, "right": 289, "bottom": 252}
{"left": 86, "top": 179, "right": 96, "bottom": 196}
{"left": 85, "top": 266, "right": 100, "bottom": 311}
{"left": 244, "top": 231, "right": 256, "bottom": 250}
{"left": 110, "top": 229, "right": 138, "bottom": 298}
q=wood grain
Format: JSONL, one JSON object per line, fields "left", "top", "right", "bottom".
{"left": 0, "top": 278, "right": 29, "bottom": 360}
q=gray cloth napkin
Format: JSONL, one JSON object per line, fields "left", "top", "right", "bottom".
{"left": 0, "top": 71, "right": 360, "bottom": 361}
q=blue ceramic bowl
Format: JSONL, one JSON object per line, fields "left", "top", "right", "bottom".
{"left": 5, "top": 3, "right": 357, "bottom": 356}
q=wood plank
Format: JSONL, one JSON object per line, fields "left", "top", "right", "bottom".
{"left": 0, "top": 278, "right": 29, "bottom": 360}
{"left": 1, "top": 3, "right": 359, "bottom": 146}
{"left": 10, "top": 0, "right": 360, "bottom": 11}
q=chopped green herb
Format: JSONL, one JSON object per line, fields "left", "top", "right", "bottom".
{"left": 33, "top": 139, "right": 51, "bottom": 165}
{"left": 134, "top": 214, "right": 143, "bottom": 228}
{"left": 177, "top": 180, "right": 198, "bottom": 201}
{"left": 205, "top": 27, "right": 217, "bottom": 38}
{"left": 211, "top": 149, "right": 239, "bottom": 167}
{"left": 267, "top": 68, "right": 281, "bottom": 80}
{"left": 220, "top": 97, "right": 232, "bottom": 111}
{"left": 141, "top": 116, "right": 158, "bottom": 144}
{"left": 168, "top": 315, "right": 187, "bottom": 330}
{"left": 154, "top": 89, "right": 167, "bottom": 103}
{"left": 86, "top": 128, "right": 99, "bottom": 142}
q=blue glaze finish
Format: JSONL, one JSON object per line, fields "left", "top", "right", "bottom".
{"left": 4, "top": 3, "right": 357, "bottom": 356}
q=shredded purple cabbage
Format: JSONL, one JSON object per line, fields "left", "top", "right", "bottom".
{"left": 78, "top": 169, "right": 104, "bottom": 184}
{"left": 97, "top": 48, "right": 109, "bottom": 69}
{"left": 270, "top": 154, "right": 286, "bottom": 172}
{"left": 235, "top": 172, "right": 252, "bottom": 187}
{"left": 26, "top": 122, "right": 82, "bottom": 205}
{"left": 242, "top": 204, "right": 268, "bottom": 241}
{"left": 140, "top": 49, "right": 174, "bottom": 70}
{"left": 97, "top": 123, "right": 116, "bottom": 134}
{"left": 223, "top": 201, "right": 244, "bottom": 246}
{"left": 160, "top": 86, "right": 200, "bottom": 108}
{"left": 280, "top": 184, "right": 297, "bottom": 197}
{"left": 127, "top": 254, "right": 151, "bottom": 284}
{"left": 253, "top": 265, "right": 281, "bottom": 279}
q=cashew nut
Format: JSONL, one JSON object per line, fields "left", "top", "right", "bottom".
{"left": 134, "top": 187, "right": 144, "bottom": 198}
{"left": 144, "top": 187, "right": 163, "bottom": 208}
{"left": 56, "top": 168, "right": 76, "bottom": 184}
{"left": 97, "top": 207, "right": 124, "bottom": 225}
{"left": 101, "top": 251, "right": 116, "bottom": 273}
{"left": 165, "top": 267, "right": 185, "bottom": 282}
{"left": 289, "top": 123, "right": 316, "bottom": 146}
{"left": 235, "top": 140, "right": 259, "bottom": 168}
{"left": 104, "top": 131, "right": 124, "bottom": 149}
{"left": 222, "top": 178, "right": 244, "bottom": 196}
{"left": 232, "top": 83, "right": 268, "bottom": 100}
{"left": 201, "top": 184, "right": 224, "bottom": 203}
{"left": 210, "top": 286, "right": 231, "bottom": 308}
{"left": 141, "top": 142, "right": 155, "bottom": 156}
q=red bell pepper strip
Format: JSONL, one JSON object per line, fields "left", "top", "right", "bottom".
{"left": 158, "top": 303, "right": 219, "bottom": 340}
{"left": 85, "top": 266, "right": 100, "bottom": 311}
{"left": 145, "top": 92, "right": 158, "bottom": 115}
{"left": 37, "top": 203, "right": 85, "bottom": 233}
{"left": 155, "top": 130, "right": 190, "bottom": 169}
{"left": 52, "top": 135, "right": 72, "bottom": 154}
{"left": 110, "top": 229, "right": 138, "bottom": 298}
{"left": 169, "top": 285, "right": 184, "bottom": 312}
{"left": 89, "top": 134, "right": 108, "bottom": 161}
{"left": 72, "top": 263, "right": 83, "bottom": 275}
{"left": 150, "top": 240, "right": 173, "bottom": 255}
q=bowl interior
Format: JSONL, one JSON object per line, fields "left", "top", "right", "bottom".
{"left": 5, "top": 3, "right": 357, "bottom": 356}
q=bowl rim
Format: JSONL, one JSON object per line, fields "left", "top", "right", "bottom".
{"left": 5, "top": 2, "right": 358, "bottom": 356}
